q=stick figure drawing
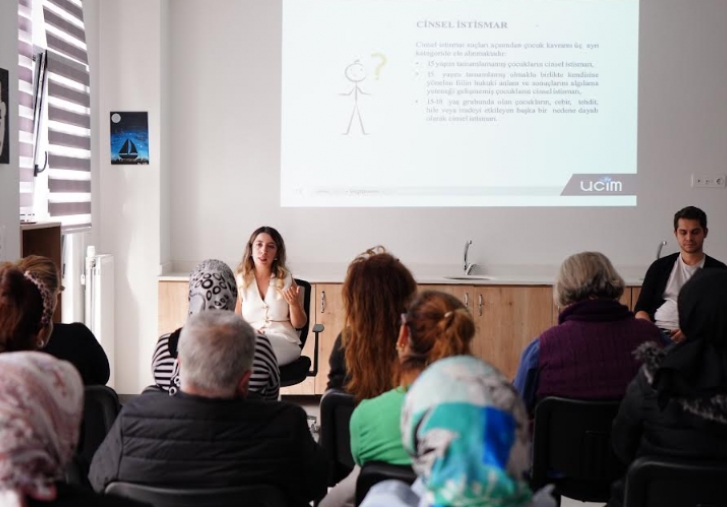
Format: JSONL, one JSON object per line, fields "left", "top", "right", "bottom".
{"left": 340, "top": 60, "right": 369, "bottom": 135}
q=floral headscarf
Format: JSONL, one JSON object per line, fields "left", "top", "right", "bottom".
{"left": 401, "top": 355, "right": 532, "bottom": 507}
{"left": 164, "top": 259, "right": 239, "bottom": 395}
{"left": 0, "top": 352, "right": 83, "bottom": 506}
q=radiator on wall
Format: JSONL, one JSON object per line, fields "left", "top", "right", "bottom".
{"left": 84, "top": 246, "right": 115, "bottom": 388}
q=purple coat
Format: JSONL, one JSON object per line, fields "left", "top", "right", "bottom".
{"left": 536, "top": 299, "right": 662, "bottom": 401}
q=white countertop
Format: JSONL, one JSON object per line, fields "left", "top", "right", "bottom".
{"left": 159, "top": 262, "right": 646, "bottom": 286}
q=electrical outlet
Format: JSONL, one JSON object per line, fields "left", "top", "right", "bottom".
{"left": 692, "top": 174, "right": 727, "bottom": 188}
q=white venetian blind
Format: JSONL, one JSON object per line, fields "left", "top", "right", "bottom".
{"left": 18, "top": 0, "right": 35, "bottom": 219}
{"left": 43, "top": 0, "right": 91, "bottom": 231}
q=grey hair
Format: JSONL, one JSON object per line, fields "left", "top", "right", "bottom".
{"left": 178, "top": 310, "right": 256, "bottom": 394}
{"left": 554, "top": 252, "right": 625, "bottom": 308}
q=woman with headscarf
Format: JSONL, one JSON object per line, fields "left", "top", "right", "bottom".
{"left": 0, "top": 352, "right": 147, "bottom": 506}
{"left": 152, "top": 259, "right": 280, "bottom": 400}
{"left": 361, "top": 355, "right": 555, "bottom": 507}
{"left": 607, "top": 269, "right": 727, "bottom": 507}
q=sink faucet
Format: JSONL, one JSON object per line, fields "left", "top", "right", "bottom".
{"left": 464, "top": 240, "right": 477, "bottom": 275}
{"left": 656, "top": 240, "right": 667, "bottom": 260}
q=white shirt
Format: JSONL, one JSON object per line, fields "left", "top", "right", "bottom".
{"left": 654, "top": 254, "right": 705, "bottom": 330}
{"left": 238, "top": 271, "right": 300, "bottom": 345}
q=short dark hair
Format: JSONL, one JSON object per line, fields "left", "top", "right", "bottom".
{"left": 674, "top": 206, "right": 707, "bottom": 230}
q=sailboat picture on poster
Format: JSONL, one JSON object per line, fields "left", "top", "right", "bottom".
{"left": 110, "top": 111, "right": 149, "bottom": 165}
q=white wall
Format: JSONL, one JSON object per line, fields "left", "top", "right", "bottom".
{"left": 90, "top": 0, "right": 727, "bottom": 393}
{"left": 89, "top": 0, "right": 170, "bottom": 393}
{"left": 0, "top": 0, "right": 20, "bottom": 262}
{"left": 168, "top": 0, "right": 727, "bottom": 270}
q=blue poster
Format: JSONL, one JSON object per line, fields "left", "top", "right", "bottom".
{"left": 110, "top": 111, "right": 149, "bottom": 165}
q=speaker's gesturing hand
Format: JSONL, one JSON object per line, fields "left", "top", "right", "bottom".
{"left": 283, "top": 284, "right": 301, "bottom": 308}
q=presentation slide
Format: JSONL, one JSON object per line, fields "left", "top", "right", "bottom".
{"left": 281, "top": 0, "right": 639, "bottom": 207}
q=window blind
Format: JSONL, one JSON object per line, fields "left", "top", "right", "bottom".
{"left": 43, "top": 0, "right": 91, "bottom": 231}
{"left": 18, "top": 0, "right": 35, "bottom": 220}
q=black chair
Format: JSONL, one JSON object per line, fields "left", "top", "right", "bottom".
{"left": 355, "top": 461, "right": 417, "bottom": 506}
{"left": 530, "top": 396, "right": 625, "bottom": 505}
{"left": 279, "top": 279, "right": 324, "bottom": 388}
{"left": 623, "top": 456, "right": 727, "bottom": 507}
{"left": 64, "top": 455, "right": 91, "bottom": 489}
{"left": 319, "top": 388, "right": 356, "bottom": 485}
{"left": 105, "top": 482, "right": 287, "bottom": 507}
{"left": 79, "top": 385, "right": 121, "bottom": 465}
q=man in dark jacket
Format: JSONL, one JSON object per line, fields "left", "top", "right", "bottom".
{"left": 634, "top": 206, "right": 726, "bottom": 342}
{"left": 89, "top": 310, "right": 328, "bottom": 507}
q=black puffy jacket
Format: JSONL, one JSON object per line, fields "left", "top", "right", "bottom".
{"left": 89, "top": 391, "right": 328, "bottom": 507}
{"left": 608, "top": 344, "right": 727, "bottom": 507}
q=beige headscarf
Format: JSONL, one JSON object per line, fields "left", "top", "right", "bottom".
{"left": 0, "top": 352, "right": 83, "bottom": 507}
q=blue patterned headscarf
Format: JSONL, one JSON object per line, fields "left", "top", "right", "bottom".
{"left": 401, "top": 356, "right": 532, "bottom": 507}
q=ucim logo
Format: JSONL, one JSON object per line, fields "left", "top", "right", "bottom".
{"left": 561, "top": 174, "right": 636, "bottom": 196}
{"left": 580, "top": 176, "right": 623, "bottom": 192}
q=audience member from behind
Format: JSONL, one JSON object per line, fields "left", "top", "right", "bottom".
{"left": 320, "top": 291, "right": 476, "bottom": 507}
{"left": 514, "top": 252, "right": 662, "bottom": 415}
{"left": 0, "top": 263, "right": 53, "bottom": 352}
{"left": 326, "top": 246, "right": 418, "bottom": 401}
{"left": 361, "top": 356, "right": 555, "bottom": 507}
{"left": 91, "top": 310, "right": 327, "bottom": 506}
{"left": 608, "top": 269, "right": 727, "bottom": 507}
{"left": 236, "top": 226, "right": 306, "bottom": 366}
{"left": 0, "top": 352, "right": 147, "bottom": 507}
{"left": 152, "top": 259, "right": 279, "bottom": 399}
{"left": 634, "top": 206, "right": 726, "bottom": 343}
{"left": 15, "top": 256, "right": 110, "bottom": 385}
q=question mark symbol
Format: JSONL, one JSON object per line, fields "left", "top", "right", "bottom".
{"left": 371, "top": 53, "right": 387, "bottom": 80}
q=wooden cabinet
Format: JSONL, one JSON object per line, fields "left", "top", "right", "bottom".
{"left": 158, "top": 281, "right": 188, "bottom": 336}
{"left": 418, "top": 284, "right": 473, "bottom": 313}
{"left": 631, "top": 287, "right": 642, "bottom": 310}
{"left": 473, "top": 286, "right": 553, "bottom": 380}
{"left": 312, "top": 284, "right": 346, "bottom": 394}
{"left": 157, "top": 280, "right": 645, "bottom": 395}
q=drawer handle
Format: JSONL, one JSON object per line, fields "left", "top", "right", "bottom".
{"left": 464, "top": 292, "right": 469, "bottom": 307}
{"left": 478, "top": 294, "right": 483, "bottom": 316}
{"left": 321, "top": 291, "right": 326, "bottom": 313}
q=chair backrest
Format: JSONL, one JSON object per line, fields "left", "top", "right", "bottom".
{"left": 80, "top": 385, "right": 121, "bottom": 464}
{"left": 624, "top": 456, "right": 727, "bottom": 507}
{"left": 64, "top": 454, "right": 91, "bottom": 489}
{"left": 294, "top": 278, "right": 311, "bottom": 349}
{"left": 531, "top": 396, "right": 624, "bottom": 503}
{"left": 319, "top": 389, "right": 356, "bottom": 484}
{"left": 355, "top": 461, "right": 417, "bottom": 506}
{"left": 105, "top": 482, "right": 287, "bottom": 507}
